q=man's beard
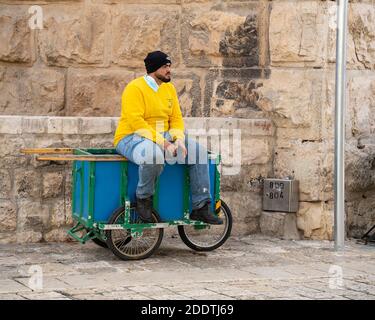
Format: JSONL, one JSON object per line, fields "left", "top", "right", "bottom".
{"left": 156, "top": 74, "right": 171, "bottom": 83}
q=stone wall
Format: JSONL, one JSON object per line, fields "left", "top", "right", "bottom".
{"left": 1, "top": 0, "right": 375, "bottom": 241}
{"left": 0, "top": 115, "right": 274, "bottom": 243}
{"left": 261, "top": 0, "right": 375, "bottom": 240}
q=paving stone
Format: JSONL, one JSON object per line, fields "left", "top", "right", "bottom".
{"left": 100, "top": 291, "right": 151, "bottom": 300}
{"left": 0, "top": 279, "right": 31, "bottom": 294}
{"left": 18, "top": 291, "right": 71, "bottom": 300}
{"left": 0, "top": 293, "right": 26, "bottom": 300}
{"left": 15, "top": 277, "right": 69, "bottom": 291}
{"left": 0, "top": 237, "right": 374, "bottom": 299}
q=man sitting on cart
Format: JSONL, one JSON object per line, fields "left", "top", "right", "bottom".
{"left": 114, "top": 51, "right": 222, "bottom": 225}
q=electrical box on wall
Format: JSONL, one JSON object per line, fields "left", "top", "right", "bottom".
{"left": 262, "top": 178, "right": 299, "bottom": 213}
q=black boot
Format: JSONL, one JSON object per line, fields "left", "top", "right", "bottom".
{"left": 136, "top": 196, "right": 153, "bottom": 223}
{"left": 190, "top": 203, "right": 223, "bottom": 225}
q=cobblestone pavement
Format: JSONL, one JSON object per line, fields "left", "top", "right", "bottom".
{"left": 0, "top": 235, "right": 374, "bottom": 300}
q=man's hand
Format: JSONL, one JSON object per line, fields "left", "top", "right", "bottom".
{"left": 174, "top": 139, "right": 187, "bottom": 158}
{"left": 163, "top": 140, "right": 178, "bottom": 157}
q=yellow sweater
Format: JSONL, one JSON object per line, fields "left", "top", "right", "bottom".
{"left": 114, "top": 77, "right": 185, "bottom": 147}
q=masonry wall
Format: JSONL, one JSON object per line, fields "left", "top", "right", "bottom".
{"left": 0, "top": 116, "right": 274, "bottom": 243}
{"left": 1, "top": 0, "right": 375, "bottom": 241}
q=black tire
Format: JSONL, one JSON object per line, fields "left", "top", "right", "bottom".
{"left": 91, "top": 237, "right": 108, "bottom": 248}
{"left": 106, "top": 206, "right": 164, "bottom": 261}
{"left": 178, "top": 200, "right": 232, "bottom": 252}
{"left": 85, "top": 228, "right": 108, "bottom": 248}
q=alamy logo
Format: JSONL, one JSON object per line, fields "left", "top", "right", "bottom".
{"left": 28, "top": 265, "right": 43, "bottom": 291}
{"left": 328, "top": 265, "right": 344, "bottom": 290}
{"left": 28, "top": 6, "right": 43, "bottom": 30}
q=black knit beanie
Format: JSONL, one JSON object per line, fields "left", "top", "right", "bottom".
{"left": 144, "top": 51, "right": 172, "bottom": 74}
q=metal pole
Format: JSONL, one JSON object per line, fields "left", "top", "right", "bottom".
{"left": 334, "top": 0, "right": 349, "bottom": 251}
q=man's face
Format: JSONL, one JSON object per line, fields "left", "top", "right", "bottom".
{"left": 154, "top": 63, "right": 171, "bottom": 83}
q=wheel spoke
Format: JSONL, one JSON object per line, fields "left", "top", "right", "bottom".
{"left": 107, "top": 206, "right": 163, "bottom": 260}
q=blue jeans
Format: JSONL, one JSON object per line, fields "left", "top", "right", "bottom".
{"left": 116, "top": 132, "right": 211, "bottom": 210}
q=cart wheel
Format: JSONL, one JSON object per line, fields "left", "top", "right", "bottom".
{"left": 106, "top": 206, "right": 164, "bottom": 261}
{"left": 178, "top": 200, "right": 232, "bottom": 251}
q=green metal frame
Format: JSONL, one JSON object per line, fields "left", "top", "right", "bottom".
{"left": 69, "top": 149, "right": 98, "bottom": 242}
{"left": 215, "top": 154, "right": 221, "bottom": 205}
{"left": 68, "top": 148, "right": 222, "bottom": 242}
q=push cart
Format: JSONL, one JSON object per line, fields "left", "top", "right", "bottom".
{"left": 21, "top": 148, "right": 233, "bottom": 260}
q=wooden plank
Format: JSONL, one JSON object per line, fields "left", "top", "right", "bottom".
{"left": 20, "top": 148, "right": 74, "bottom": 154}
{"left": 36, "top": 155, "right": 127, "bottom": 162}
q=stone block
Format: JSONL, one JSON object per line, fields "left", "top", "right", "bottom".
{"left": 0, "top": 67, "right": 65, "bottom": 116}
{"left": 17, "top": 200, "right": 50, "bottom": 231}
{"left": 173, "top": 73, "right": 202, "bottom": 117}
{"left": 0, "top": 200, "right": 17, "bottom": 232}
{"left": 42, "top": 172, "right": 64, "bottom": 199}
{"left": 38, "top": 4, "right": 108, "bottom": 66}
{"left": 0, "top": 6, "right": 33, "bottom": 63}
{"left": 297, "top": 202, "right": 333, "bottom": 240}
{"left": 44, "top": 228, "right": 72, "bottom": 242}
{"left": 274, "top": 141, "right": 322, "bottom": 201}
{"left": 22, "top": 117, "right": 47, "bottom": 134}
{"left": 347, "top": 74, "right": 375, "bottom": 140}
{"left": 255, "top": 69, "right": 323, "bottom": 141}
{"left": 269, "top": 1, "right": 326, "bottom": 67}
{"left": 260, "top": 211, "right": 301, "bottom": 240}
{"left": 111, "top": 5, "right": 180, "bottom": 68}
{"left": 47, "top": 117, "right": 80, "bottom": 135}
{"left": 221, "top": 164, "right": 272, "bottom": 193}
{"left": 66, "top": 70, "right": 135, "bottom": 116}
{"left": 181, "top": 4, "right": 259, "bottom": 67}
{"left": 346, "top": 197, "right": 375, "bottom": 238}
{"left": 51, "top": 200, "right": 67, "bottom": 228}
{"left": 238, "top": 119, "right": 275, "bottom": 137}
{"left": 62, "top": 117, "right": 80, "bottom": 135}
{"left": 204, "top": 66, "right": 268, "bottom": 118}
{"left": 345, "top": 144, "right": 375, "bottom": 193}
{"left": 231, "top": 217, "right": 259, "bottom": 237}
{"left": 15, "top": 169, "right": 41, "bottom": 199}
{"left": 211, "top": 78, "right": 264, "bottom": 117}
{"left": 16, "top": 231, "right": 43, "bottom": 243}
{"left": 241, "top": 138, "right": 272, "bottom": 165}
{"left": 0, "top": 156, "right": 28, "bottom": 170}
{"left": 0, "top": 169, "right": 11, "bottom": 199}
{"left": 0, "top": 116, "right": 23, "bottom": 134}
{"left": 47, "top": 118, "right": 63, "bottom": 134}
{"left": 65, "top": 197, "right": 73, "bottom": 226}
{"left": 175, "top": 78, "right": 195, "bottom": 117}
{"left": 80, "top": 118, "right": 112, "bottom": 135}
{"left": 348, "top": 3, "right": 375, "bottom": 70}
{"left": 221, "top": 191, "right": 262, "bottom": 223}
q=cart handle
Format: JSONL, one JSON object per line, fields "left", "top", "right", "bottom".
{"left": 20, "top": 148, "right": 74, "bottom": 154}
{"left": 20, "top": 148, "right": 127, "bottom": 162}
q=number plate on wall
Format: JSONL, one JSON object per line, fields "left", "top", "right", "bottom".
{"left": 263, "top": 178, "right": 299, "bottom": 213}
